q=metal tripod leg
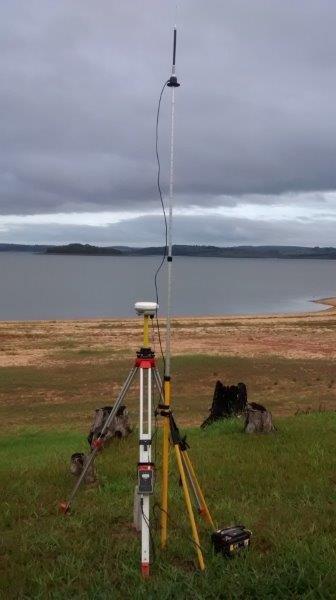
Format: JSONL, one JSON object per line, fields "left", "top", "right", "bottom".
{"left": 173, "top": 443, "right": 205, "bottom": 571}
{"left": 60, "top": 366, "right": 138, "bottom": 513}
{"left": 181, "top": 450, "right": 215, "bottom": 529}
{"left": 153, "top": 367, "right": 171, "bottom": 549}
{"left": 153, "top": 368, "right": 164, "bottom": 401}
{"left": 161, "top": 411, "right": 214, "bottom": 569}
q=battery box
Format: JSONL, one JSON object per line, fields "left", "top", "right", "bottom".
{"left": 211, "top": 525, "right": 251, "bottom": 557}
{"left": 137, "top": 463, "right": 155, "bottom": 495}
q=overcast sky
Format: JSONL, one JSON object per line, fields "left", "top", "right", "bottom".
{"left": 1, "top": 0, "right": 336, "bottom": 246}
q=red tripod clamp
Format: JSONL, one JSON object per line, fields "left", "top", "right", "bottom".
{"left": 135, "top": 357, "right": 156, "bottom": 369}
{"left": 92, "top": 438, "right": 104, "bottom": 450}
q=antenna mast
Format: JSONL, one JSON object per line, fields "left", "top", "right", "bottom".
{"left": 165, "top": 26, "right": 180, "bottom": 381}
{"left": 161, "top": 26, "right": 180, "bottom": 547}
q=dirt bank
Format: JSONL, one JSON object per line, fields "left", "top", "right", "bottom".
{"left": 1, "top": 297, "right": 335, "bottom": 368}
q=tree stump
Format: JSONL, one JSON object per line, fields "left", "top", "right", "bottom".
{"left": 87, "top": 405, "right": 132, "bottom": 447}
{"left": 244, "top": 404, "right": 275, "bottom": 433}
{"left": 200, "top": 381, "right": 247, "bottom": 428}
{"left": 70, "top": 452, "right": 97, "bottom": 484}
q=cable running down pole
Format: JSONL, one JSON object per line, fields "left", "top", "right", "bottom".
{"left": 161, "top": 26, "right": 180, "bottom": 548}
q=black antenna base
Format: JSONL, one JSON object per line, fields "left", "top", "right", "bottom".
{"left": 167, "top": 75, "right": 180, "bottom": 88}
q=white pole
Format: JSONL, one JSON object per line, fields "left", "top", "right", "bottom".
{"left": 161, "top": 27, "right": 180, "bottom": 548}
{"left": 165, "top": 84, "right": 175, "bottom": 378}
{"left": 165, "top": 26, "right": 179, "bottom": 379}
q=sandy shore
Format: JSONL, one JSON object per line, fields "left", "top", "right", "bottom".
{"left": 0, "top": 296, "right": 336, "bottom": 368}
{"left": 313, "top": 296, "right": 336, "bottom": 309}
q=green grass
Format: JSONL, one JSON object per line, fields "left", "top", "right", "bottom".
{"left": 1, "top": 354, "right": 336, "bottom": 432}
{"left": 1, "top": 413, "right": 336, "bottom": 598}
{"left": 1, "top": 351, "right": 335, "bottom": 596}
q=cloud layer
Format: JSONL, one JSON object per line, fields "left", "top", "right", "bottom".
{"left": 1, "top": 1, "right": 336, "bottom": 244}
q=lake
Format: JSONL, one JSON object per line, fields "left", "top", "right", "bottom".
{"left": 0, "top": 252, "right": 335, "bottom": 320}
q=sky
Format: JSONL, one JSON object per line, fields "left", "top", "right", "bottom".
{"left": 1, "top": 0, "right": 336, "bottom": 247}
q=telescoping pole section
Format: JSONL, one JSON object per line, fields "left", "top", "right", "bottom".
{"left": 135, "top": 310, "right": 156, "bottom": 577}
{"left": 161, "top": 26, "right": 180, "bottom": 548}
{"left": 138, "top": 366, "right": 152, "bottom": 575}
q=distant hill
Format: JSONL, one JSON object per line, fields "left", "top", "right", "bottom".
{"left": 2, "top": 243, "right": 336, "bottom": 259}
{"left": 0, "top": 244, "right": 50, "bottom": 253}
{"left": 45, "top": 243, "right": 122, "bottom": 256}
{"left": 106, "top": 244, "right": 336, "bottom": 258}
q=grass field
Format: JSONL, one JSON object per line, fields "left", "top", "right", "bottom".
{"left": 1, "top": 414, "right": 335, "bottom": 598}
{"left": 1, "top": 315, "right": 336, "bottom": 598}
{"left": 1, "top": 353, "right": 336, "bottom": 432}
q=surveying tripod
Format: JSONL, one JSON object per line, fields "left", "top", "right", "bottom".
{"left": 60, "top": 303, "right": 215, "bottom": 575}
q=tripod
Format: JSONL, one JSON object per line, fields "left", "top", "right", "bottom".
{"left": 60, "top": 304, "right": 215, "bottom": 575}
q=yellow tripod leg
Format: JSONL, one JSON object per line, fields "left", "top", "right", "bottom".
{"left": 174, "top": 444, "right": 205, "bottom": 571}
{"left": 160, "top": 379, "right": 171, "bottom": 548}
{"left": 182, "top": 451, "right": 215, "bottom": 530}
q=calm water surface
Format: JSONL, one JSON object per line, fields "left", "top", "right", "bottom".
{"left": 0, "top": 253, "right": 335, "bottom": 320}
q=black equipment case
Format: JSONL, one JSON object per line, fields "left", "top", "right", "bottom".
{"left": 211, "top": 525, "right": 252, "bottom": 557}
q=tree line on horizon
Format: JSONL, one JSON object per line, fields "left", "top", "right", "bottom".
{"left": 1, "top": 242, "right": 336, "bottom": 259}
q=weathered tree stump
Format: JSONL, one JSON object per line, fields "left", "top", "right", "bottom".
{"left": 244, "top": 404, "right": 275, "bottom": 433}
{"left": 70, "top": 452, "right": 97, "bottom": 484}
{"left": 69, "top": 405, "right": 132, "bottom": 486}
{"left": 87, "top": 405, "right": 132, "bottom": 447}
{"left": 200, "top": 381, "right": 247, "bottom": 428}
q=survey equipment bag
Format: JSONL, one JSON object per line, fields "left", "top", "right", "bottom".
{"left": 211, "top": 525, "right": 252, "bottom": 557}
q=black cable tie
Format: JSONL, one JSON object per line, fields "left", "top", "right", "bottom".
{"left": 155, "top": 404, "right": 171, "bottom": 417}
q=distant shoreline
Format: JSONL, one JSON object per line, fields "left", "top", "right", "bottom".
{"left": 312, "top": 296, "right": 336, "bottom": 310}
{"left": 0, "top": 296, "right": 335, "bottom": 325}
{"left": 3, "top": 243, "right": 336, "bottom": 260}
{"left": 1, "top": 296, "right": 336, "bottom": 375}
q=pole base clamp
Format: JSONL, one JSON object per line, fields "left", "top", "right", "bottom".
{"left": 156, "top": 403, "right": 171, "bottom": 417}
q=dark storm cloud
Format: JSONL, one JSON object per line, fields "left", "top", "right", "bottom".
{"left": 1, "top": 0, "right": 336, "bottom": 219}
